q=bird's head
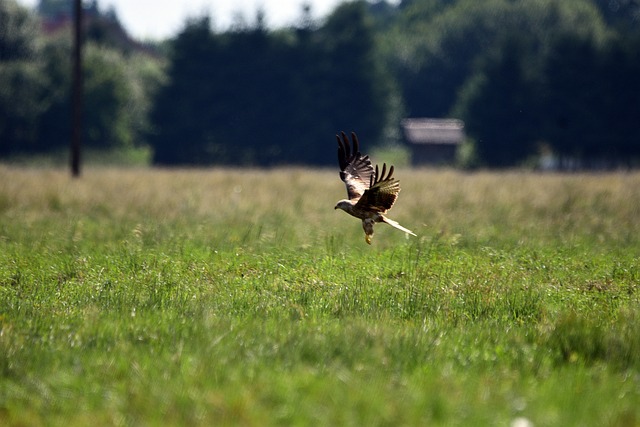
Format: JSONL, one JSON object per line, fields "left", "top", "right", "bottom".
{"left": 334, "top": 199, "right": 353, "bottom": 212}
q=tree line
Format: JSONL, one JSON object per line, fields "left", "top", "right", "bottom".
{"left": 0, "top": 0, "right": 162, "bottom": 159}
{"left": 399, "top": 0, "right": 640, "bottom": 168}
{"left": 150, "top": 4, "right": 390, "bottom": 166}
{"left": 1, "top": 0, "right": 639, "bottom": 168}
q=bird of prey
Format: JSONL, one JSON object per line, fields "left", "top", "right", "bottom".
{"left": 334, "top": 131, "right": 416, "bottom": 244}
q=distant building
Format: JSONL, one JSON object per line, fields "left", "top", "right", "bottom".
{"left": 401, "top": 118, "right": 465, "bottom": 166}
{"left": 37, "top": 0, "right": 156, "bottom": 55}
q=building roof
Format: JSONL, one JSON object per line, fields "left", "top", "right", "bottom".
{"left": 401, "top": 118, "right": 465, "bottom": 145}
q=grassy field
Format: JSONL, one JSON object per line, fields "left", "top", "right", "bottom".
{"left": 1, "top": 165, "right": 639, "bottom": 426}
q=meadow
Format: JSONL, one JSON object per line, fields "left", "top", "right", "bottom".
{"left": 1, "top": 165, "right": 639, "bottom": 426}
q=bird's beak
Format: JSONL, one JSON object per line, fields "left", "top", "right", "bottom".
{"left": 334, "top": 205, "right": 339, "bottom": 210}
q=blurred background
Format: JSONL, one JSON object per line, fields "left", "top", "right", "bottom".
{"left": 2, "top": 0, "right": 639, "bottom": 169}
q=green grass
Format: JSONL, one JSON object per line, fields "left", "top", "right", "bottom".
{"left": 1, "top": 165, "right": 639, "bottom": 426}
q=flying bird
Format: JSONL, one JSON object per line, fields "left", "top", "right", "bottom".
{"left": 334, "top": 131, "right": 416, "bottom": 244}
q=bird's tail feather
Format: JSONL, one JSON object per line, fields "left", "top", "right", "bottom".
{"left": 382, "top": 217, "right": 416, "bottom": 237}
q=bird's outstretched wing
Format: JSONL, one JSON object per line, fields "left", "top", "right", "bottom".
{"left": 354, "top": 163, "right": 400, "bottom": 213}
{"left": 337, "top": 131, "right": 375, "bottom": 201}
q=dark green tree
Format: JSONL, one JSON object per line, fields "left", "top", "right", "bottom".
{"left": 541, "top": 34, "right": 603, "bottom": 166}
{"left": 303, "top": 0, "right": 393, "bottom": 163}
{"left": 83, "top": 44, "right": 137, "bottom": 148}
{"left": 542, "top": 32, "right": 640, "bottom": 167}
{"left": 592, "top": 0, "right": 640, "bottom": 31}
{"left": 0, "top": 0, "right": 46, "bottom": 155}
{"left": 150, "top": 2, "right": 392, "bottom": 166}
{"left": 1, "top": 0, "right": 160, "bottom": 158}
{"left": 34, "top": 36, "right": 71, "bottom": 153}
{"left": 149, "top": 16, "right": 221, "bottom": 165}
{"left": 383, "top": 0, "right": 511, "bottom": 118}
{"left": 1, "top": 0, "right": 39, "bottom": 61}
{"left": 454, "top": 37, "right": 540, "bottom": 167}
{"left": 37, "top": 36, "right": 155, "bottom": 153}
{"left": 600, "top": 34, "right": 640, "bottom": 164}
{"left": 381, "top": 0, "right": 609, "bottom": 121}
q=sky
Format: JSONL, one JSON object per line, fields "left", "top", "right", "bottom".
{"left": 17, "top": 0, "right": 349, "bottom": 40}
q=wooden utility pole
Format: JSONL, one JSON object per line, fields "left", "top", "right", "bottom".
{"left": 71, "top": 0, "right": 83, "bottom": 177}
